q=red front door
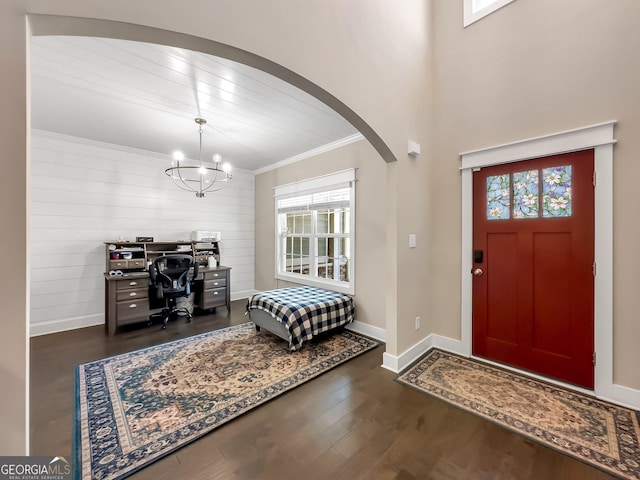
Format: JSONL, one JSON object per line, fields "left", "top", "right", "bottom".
{"left": 472, "top": 150, "right": 595, "bottom": 389}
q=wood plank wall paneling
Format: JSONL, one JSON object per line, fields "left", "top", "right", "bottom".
{"left": 30, "top": 131, "right": 255, "bottom": 336}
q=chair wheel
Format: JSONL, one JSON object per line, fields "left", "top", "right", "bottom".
{"left": 161, "top": 324, "right": 167, "bottom": 330}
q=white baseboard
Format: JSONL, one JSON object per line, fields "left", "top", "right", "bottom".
{"left": 597, "top": 383, "right": 640, "bottom": 410}
{"left": 231, "top": 289, "right": 257, "bottom": 302}
{"left": 30, "top": 314, "right": 104, "bottom": 337}
{"left": 345, "top": 320, "right": 386, "bottom": 343}
{"left": 382, "top": 333, "right": 461, "bottom": 373}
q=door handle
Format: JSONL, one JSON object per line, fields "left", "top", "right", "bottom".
{"left": 472, "top": 268, "right": 483, "bottom": 276}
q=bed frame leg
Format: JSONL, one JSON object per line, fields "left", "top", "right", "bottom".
{"left": 255, "top": 324, "right": 261, "bottom": 332}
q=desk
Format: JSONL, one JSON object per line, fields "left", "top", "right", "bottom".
{"left": 104, "top": 266, "right": 231, "bottom": 336}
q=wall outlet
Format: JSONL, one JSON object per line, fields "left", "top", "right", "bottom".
{"left": 415, "top": 315, "right": 421, "bottom": 330}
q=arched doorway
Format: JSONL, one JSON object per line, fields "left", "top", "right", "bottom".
{"left": 28, "top": 14, "right": 396, "bottom": 164}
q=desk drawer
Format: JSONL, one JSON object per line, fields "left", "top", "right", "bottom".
{"left": 201, "top": 287, "right": 226, "bottom": 308}
{"left": 116, "top": 288, "right": 148, "bottom": 302}
{"left": 110, "top": 259, "right": 146, "bottom": 270}
{"left": 116, "top": 299, "right": 150, "bottom": 324}
{"left": 204, "top": 270, "right": 227, "bottom": 281}
{"left": 109, "top": 260, "right": 128, "bottom": 269}
{"left": 204, "top": 278, "right": 226, "bottom": 289}
{"left": 116, "top": 278, "right": 148, "bottom": 290}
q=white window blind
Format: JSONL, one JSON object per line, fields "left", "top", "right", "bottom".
{"left": 276, "top": 187, "right": 351, "bottom": 214}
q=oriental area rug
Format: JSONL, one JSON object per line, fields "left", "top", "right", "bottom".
{"left": 74, "top": 323, "right": 379, "bottom": 480}
{"left": 396, "top": 349, "right": 640, "bottom": 480}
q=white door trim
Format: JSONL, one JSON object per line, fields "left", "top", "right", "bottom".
{"left": 459, "top": 121, "right": 640, "bottom": 409}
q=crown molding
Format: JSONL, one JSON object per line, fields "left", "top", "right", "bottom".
{"left": 253, "top": 133, "right": 365, "bottom": 175}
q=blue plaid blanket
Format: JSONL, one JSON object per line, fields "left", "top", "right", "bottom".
{"left": 246, "top": 286, "right": 354, "bottom": 350}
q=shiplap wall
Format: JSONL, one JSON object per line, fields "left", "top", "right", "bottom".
{"left": 30, "top": 130, "right": 255, "bottom": 336}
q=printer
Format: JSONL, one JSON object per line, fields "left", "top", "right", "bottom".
{"left": 191, "top": 231, "right": 221, "bottom": 242}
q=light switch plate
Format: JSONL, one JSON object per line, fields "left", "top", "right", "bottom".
{"left": 409, "top": 234, "right": 417, "bottom": 248}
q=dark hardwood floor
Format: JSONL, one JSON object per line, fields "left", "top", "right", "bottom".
{"left": 30, "top": 300, "right": 615, "bottom": 479}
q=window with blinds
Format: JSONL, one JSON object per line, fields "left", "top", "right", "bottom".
{"left": 274, "top": 169, "right": 355, "bottom": 294}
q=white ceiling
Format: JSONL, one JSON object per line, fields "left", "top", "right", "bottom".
{"left": 30, "top": 36, "right": 359, "bottom": 172}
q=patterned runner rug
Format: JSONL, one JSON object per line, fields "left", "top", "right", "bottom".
{"left": 396, "top": 349, "right": 640, "bottom": 480}
{"left": 74, "top": 323, "right": 379, "bottom": 480}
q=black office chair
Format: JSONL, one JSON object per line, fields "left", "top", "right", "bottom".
{"left": 149, "top": 254, "right": 199, "bottom": 329}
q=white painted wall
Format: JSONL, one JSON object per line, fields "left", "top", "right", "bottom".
{"left": 30, "top": 130, "right": 254, "bottom": 336}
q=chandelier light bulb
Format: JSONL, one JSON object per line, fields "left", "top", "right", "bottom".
{"left": 198, "top": 166, "right": 208, "bottom": 175}
{"left": 173, "top": 151, "right": 185, "bottom": 162}
{"left": 212, "top": 153, "right": 222, "bottom": 164}
{"left": 222, "top": 163, "right": 232, "bottom": 173}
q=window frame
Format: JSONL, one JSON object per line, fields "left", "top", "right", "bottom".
{"left": 463, "top": 0, "right": 515, "bottom": 27}
{"left": 274, "top": 169, "right": 355, "bottom": 294}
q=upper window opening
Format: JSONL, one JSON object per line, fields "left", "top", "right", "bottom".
{"left": 464, "top": 0, "right": 515, "bottom": 27}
